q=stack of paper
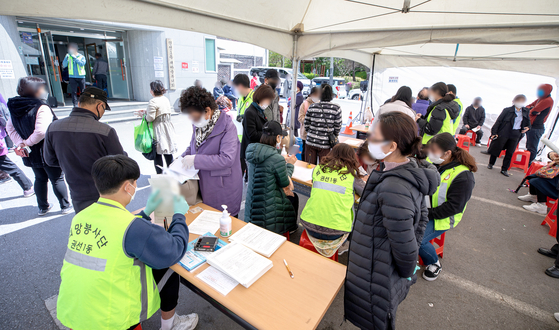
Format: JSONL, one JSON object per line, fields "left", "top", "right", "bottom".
{"left": 164, "top": 157, "right": 200, "bottom": 183}
{"left": 292, "top": 166, "right": 314, "bottom": 183}
{"left": 196, "top": 266, "right": 239, "bottom": 296}
{"left": 178, "top": 232, "right": 227, "bottom": 271}
{"left": 228, "top": 223, "right": 286, "bottom": 258}
{"left": 188, "top": 210, "right": 222, "bottom": 235}
{"left": 206, "top": 242, "right": 273, "bottom": 288}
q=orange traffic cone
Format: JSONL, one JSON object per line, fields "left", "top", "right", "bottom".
{"left": 342, "top": 111, "right": 354, "bottom": 135}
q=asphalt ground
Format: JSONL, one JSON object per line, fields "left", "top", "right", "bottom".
{"left": 1, "top": 99, "right": 557, "bottom": 329}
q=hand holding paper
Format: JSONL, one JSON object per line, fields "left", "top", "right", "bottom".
{"left": 182, "top": 155, "right": 196, "bottom": 169}
{"left": 173, "top": 195, "right": 190, "bottom": 215}
{"left": 144, "top": 189, "right": 163, "bottom": 215}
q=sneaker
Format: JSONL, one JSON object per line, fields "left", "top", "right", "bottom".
{"left": 61, "top": 205, "right": 74, "bottom": 214}
{"left": 523, "top": 202, "right": 548, "bottom": 214}
{"left": 481, "top": 150, "right": 490, "bottom": 154}
{"left": 338, "top": 241, "right": 350, "bottom": 255}
{"left": 0, "top": 176, "right": 12, "bottom": 184}
{"left": 476, "top": 143, "right": 482, "bottom": 147}
{"left": 554, "top": 312, "right": 559, "bottom": 322}
{"left": 518, "top": 193, "right": 538, "bottom": 203}
{"left": 161, "top": 313, "right": 199, "bottom": 330}
{"left": 422, "top": 263, "right": 442, "bottom": 281}
{"left": 24, "top": 187, "right": 35, "bottom": 198}
{"left": 487, "top": 164, "right": 493, "bottom": 169}
{"left": 38, "top": 204, "right": 53, "bottom": 216}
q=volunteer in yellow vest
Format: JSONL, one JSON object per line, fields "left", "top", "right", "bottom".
{"left": 300, "top": 143, "right": 360, "bottom": 257}
{"left": 420, "top": 133, "right": 476, "bottom": 281}
{"left": 57, "top": 155, "right": 199, "bottom": 330}
{"left": 447, "top": 84, "right": 464, "bottom": 134}
{"left": 62, "top": 42, "right": 87, "bottom": 107}
{"left": 416, "top": 82, "right": 461, "bottom": 144}
{"left": 232, "top": 73, "right": 254, "bottom": 139}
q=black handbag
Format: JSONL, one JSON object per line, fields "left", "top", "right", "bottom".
{"left": 321, "top": 104, "right": 339, "bottom": 148}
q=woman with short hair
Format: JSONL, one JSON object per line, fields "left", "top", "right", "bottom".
{"left": 179, "top": 86, "right": 242, "bottom": 217}
{"left": 138, "top": 80, "right": 177, "bottom": 174}
{"left": 7, "top": 77, "right": 71, "bottom": 215}
{"left": 304, "top": 84, "right": 343, "bottom": 165}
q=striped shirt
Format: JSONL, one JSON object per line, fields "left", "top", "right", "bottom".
{"left": 304, "top": 101, "right": 342, "bottom": 149}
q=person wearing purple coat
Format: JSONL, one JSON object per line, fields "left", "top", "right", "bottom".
{"left": 412, "top": 87, "right": 430, "bottom": 117}
{"left": 179, "top": 86, "right": 243, "bottom": 216}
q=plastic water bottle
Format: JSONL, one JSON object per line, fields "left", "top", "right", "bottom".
{"left": 219, "top": 205, "right": 232, "bottom": 237}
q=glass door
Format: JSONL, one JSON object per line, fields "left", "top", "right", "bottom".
{"left": 40, "top": 31, "right": 65, "bottom": 106}
{"left": 106, "top": 41, "right": 129, "bottom": 99}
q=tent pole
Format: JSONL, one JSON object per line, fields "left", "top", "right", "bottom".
{"left": 370, "top": 54, "right": 375, "bottom": 118}
{"left": 289, "top": 34, "right": 299, "bottom": 148}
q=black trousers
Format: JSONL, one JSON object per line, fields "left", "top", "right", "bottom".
{"left": 73, "top": 199, "right": 98, "bottom": 214}
{"left": 95, "top": 74, "right": 107, "bottom": 90}
{"left": 459, "top": 126, "right": 483, "bottom": 143}
{"left": 69, "top": 77, "right": 86, "bottom": 107}
{"left": 153, "top": 268, "right": 180, "bottom": 312}
{"left": 0, "top": 155, "right": 33, "bottom": 191}
{"left": 550, "top": 218, "right": 559, "bottom": 267}
{"left": 31, "top": 165, "right": 70, "bottom": 210}
{"left": 154, "top": 154, "right": 174, "bottom": 174}
{"left": 489, "top": 130, "right": 521, "bottom": 171}
{"left": 529, "top": 184, "right": 548, "bottom": 203}
{"left": 286, "top": 192, "right": 300, "bottom": 233}
{"left": 4, "top": 135, "right": 13, "bottom": 149}
{"left": 241, "top": 157, "right": 248, "bottom": 183}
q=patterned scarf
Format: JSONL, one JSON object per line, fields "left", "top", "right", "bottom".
{"left": 195, "top": 109, "right": 221, "bottom": 148}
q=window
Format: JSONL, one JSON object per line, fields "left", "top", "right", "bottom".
{"left": 205, "top": 38, "right": 216, "bottom": 72}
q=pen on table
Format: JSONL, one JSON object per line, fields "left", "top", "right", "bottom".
{"left": 163, "top": 217, "right": 168, "bottom": 231}
{"left": 283, "top": 259, "right": 294, "bottom": 279}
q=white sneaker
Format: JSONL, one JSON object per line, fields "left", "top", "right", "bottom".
{"left": 164, "top": 313, "right": 199, "bottom": 330}
{"left": 523, "top": 202, "right": 548, "bottom": 215}
{"left": 518, "top": 193, "right": 538, "bottom": 203}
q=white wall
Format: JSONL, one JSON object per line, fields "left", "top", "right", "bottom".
{"left": 0, "top": 16, "right": 28, "bottom": 100}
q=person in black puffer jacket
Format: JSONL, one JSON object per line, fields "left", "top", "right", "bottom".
{"left": 416, "top": 82, "right": 460, "bottom": 144}
{"left": 344, "top": 112, "right": 439, "bottom": 330}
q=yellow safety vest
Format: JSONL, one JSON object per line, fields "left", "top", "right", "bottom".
{"left": 57, "top": 198, "right": 160, "bottom": 330}
{"left": 422, "top": 108, "right": 453, "bottom": 144}
{"left": 452, "top": 98, "right": 464, "bottom": 134}
{"left": 67, "top": 54, "right": 86, "bottom": 77}
{"left": 432, "top": 164, "right": 470, "bottom": 231}
{"left": 238, "top": 90, "right": 254, "bottom": 116}
{"left": 300, "top": 166, "right": 354, "bottom": 232}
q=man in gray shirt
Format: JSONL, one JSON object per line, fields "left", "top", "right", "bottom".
{"left": 263, "top": 69, "right": 282, "bottom": 123}
{"left": 92, "top": 53, "right": 109, "bottom": 91}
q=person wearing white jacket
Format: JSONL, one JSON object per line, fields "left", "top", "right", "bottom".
{"left": 377, "top": 86, "right": 416, "bottom": 120}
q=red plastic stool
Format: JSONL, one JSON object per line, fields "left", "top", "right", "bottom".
{"left": 465, "top": 130, "right": 477, "bottom": 146}
{"left": 418, "top": 232, "right": 446, "bottom": 265}
{"left": 509, "top": 149, "right": 531, "bottom": 173}
{"left": 283, "top": 231, "right": 290, "bottom": 241}
{"left": 546, "top": 197, "right": 556, "bottom": 209}
{"left": 541, "top": 202, "right": 558, "bottom": 237}
{"left": 527, "top": 161, "right": 546, "bottom": 176}
{"left": 298, "top": 230, "right": 339, "bottom": 262}
{"left": 456, "top": 135, "right": 470, "bottom": 152}
{"left": 500, "top": 145, "right": 519, "bottom": 158}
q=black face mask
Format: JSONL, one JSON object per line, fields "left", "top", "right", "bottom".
{"left": 96, "top": 104, "right": 105, "bottom": 120}
{"left": 268, "top": 82, "right": 277, "bottom": 90}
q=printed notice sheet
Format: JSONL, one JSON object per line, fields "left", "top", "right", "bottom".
{"left": 292, "top": 166, "right": 313, "bottom": 183}
{"left": 196, "top": 266, "right": 239, "bottom": 296}
{"left": 229, "top": 223, "right": 286, "bottom": 257}
{"left": 188, "top": 210, "right": 222, "bottom": 235}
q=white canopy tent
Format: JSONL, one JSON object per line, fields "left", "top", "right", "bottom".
{"left": 3, "top": 0, "right": 559, "bottom": 151}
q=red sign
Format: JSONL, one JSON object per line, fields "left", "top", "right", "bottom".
{"left": 181, "top": 62, "right": 188, "bottom": 69}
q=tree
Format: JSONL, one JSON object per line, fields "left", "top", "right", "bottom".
{"left": 268, "top": 51, "right": 292, "bottom": 68}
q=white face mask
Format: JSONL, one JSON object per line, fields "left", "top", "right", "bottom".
{"left": 311, "top": 97, "right": 320, "bottom": 103}
{"left": 126, "top": 183, "right": 137, "bottom": 201}
{"left": 514, "top": 102, "right": 525, "bottom": 109}
{"left": 39, "top": 91, "right": 49, "bottom": 101}
{"left": 276, "top": 142, "right": 282, "bottom": 149}
{"left": 363, "top": 159, "right": 376, "bottom": 165}
{"left": 260, "top": 103, "right": 270, "bottom": 109}
{"left": 428, "top": 152, "right": 445, "bottom": 165}
{"left": 428, "top": 94, "right": 436, "bottom": 102}
{"left": 368, "top": 142, "right": 392, "bottom": 160}
{"left": 193, "top": 113, "right": 210, "bottom": 128}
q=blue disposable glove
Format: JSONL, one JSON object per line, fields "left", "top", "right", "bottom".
{"left": 406, "top": 265, "right": 421, "bottom": 281}
{"left": 144, "top": 189, "right": 163, "bottom": 215}
{"left": 173, "top": 195, "right": 190, "bottom": 215}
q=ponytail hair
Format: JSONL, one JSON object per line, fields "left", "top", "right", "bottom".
{"left": 429, "top": 133, "right": 477, "bottom": 172}
{"left": 430, "top": 82, "right": 455, "bottom": 103}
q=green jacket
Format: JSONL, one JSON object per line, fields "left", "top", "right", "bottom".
{"left": 244, "top": 143, "right": 297, "bottom": 234}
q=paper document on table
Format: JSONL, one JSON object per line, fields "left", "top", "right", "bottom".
{"left": 164, "top": 157, "right": 199, "bottom": 184}
{"left": 471, "top": 127, "right": 480, "bottom": 132}
{"left": 196, "top": 266, "right": 239, "bottom": 296}
{"left": 188, "top": 210, "right": 222, "bottom": 235}
{"left": 292, "top": 166, "right": 314, "bottom": 183}
{"left": 206, "top": 242, "right": 273, "bottom": 288}
{"left": 343, "top": 138, "right": 362, "bottom": 147}
{"left": 148, "top": 175, "right": 180, "bottom": 224}
{"left": 229, "top": 223, "right": 286, "bottom": 257}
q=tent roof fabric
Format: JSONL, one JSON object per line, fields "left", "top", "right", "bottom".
{"left": 3, "top": 0, "right": 559, "bottom": 75}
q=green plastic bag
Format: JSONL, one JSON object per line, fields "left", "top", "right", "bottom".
{"left": 134, "top": 116, "right": 154, "bottom": 153}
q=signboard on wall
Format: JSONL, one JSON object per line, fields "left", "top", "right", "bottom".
{"left": 155, "top": 71, "right": 164, "bottom": 78}
{"left": 154, "top": 63, "right": 164, "bottom": 71}
{"left": 0, "top": 70, "right": 15, "bottom": 79}
{"left": 166, "top": 39, "right": 176, "bottom": 90}
{"left": 0, "top": 60, "right": 13, "bottom": 70}
{"left": 181, "top": 62, "right": 188, "bottom": 70}
{"left": 388, "top": 76, "right": 398, "bottom": 83}
{"left": 21, "top": 32, "right": 33, "bottom": 44}
{"left": 192, "top": 60, "right": 199, "bottom": 73}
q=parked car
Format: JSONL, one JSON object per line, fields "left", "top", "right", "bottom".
{"left": 249, "top": 66, "right": 311, "bottom": 97}
{"left": 311, "top": 77, "right": 346, "bottom": 98}
{"left": 347, "top": 89, "right": 363, "bottom": 100}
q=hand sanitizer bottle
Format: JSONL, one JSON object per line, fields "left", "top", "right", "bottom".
{"left": 219, "top": 205, "right": 232, "bottom": 237}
